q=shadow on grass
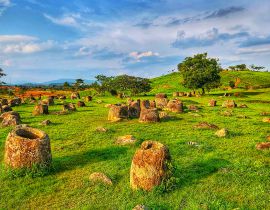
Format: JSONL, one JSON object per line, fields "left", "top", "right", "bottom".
{"left": 181, "top": 100, "right": 200, "bottom": 104}
{"left": 52, "top": 146, "right": 128, "bottom": 174}
{"left": 175, "top": 158, "right": 230, "bottom": 189}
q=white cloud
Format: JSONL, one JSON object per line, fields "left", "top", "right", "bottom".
{"left": 44, "top": 13, "right": 79, "bottom": 27}
{"left": 0, "top": 35, "right": 38, "bottom": 43}
{"left": 0, "top": 0, "right": 10, "bottom": 6}
{"left": 2, "top": 40, "right": 55, "bottom": 54}
{"left": 129, "top": 51, "right": 159, "bottom": 61}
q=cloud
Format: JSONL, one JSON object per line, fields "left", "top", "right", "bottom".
{"left": 2, "top": 40, "right": 55, "bottom": 54}
{"left": 239, "top": 35, "right": 270, "bottom": 47}
{"left": 0, "top": 0, "right": 11, "bottom": 15}
{"left": 237, "top": 45, "right": 270, "bottom": 55}
{"left": 2, "top": 59, "right": 12, "bottom": 67}
{"left": 44, "top": 13, "right": 79, "bottom": 27}
{"left": 0, "top": 35, "right": 38, "bottom": 42}
{"left": 172, "top": 28, "right": 249, "bottom": 49}
{"left": 205, "top": 6, "right": 245, "bottom": 19}
{"left": 129, "top": 51, "right": 159, "bottom": 61}
{"left": 166, "top": 6, "right": 245, "bottom": 27}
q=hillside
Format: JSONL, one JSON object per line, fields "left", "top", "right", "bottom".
{"left": 150, "top": 71, "right": 270, "bottom": 94}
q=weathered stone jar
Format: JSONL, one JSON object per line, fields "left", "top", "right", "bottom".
{"left": 130, "top": 141, "right": 171, "bottom": 191}
{"left": 139, "top": 108, "right": 160, "bottom": 122}
{"left": 108, "top": 104, "right": 129, "bottom": 122}
{"left": 4, "top": 126, "right": 52, "bottom": 169}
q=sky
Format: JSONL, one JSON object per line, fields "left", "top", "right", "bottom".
{"left": 0, "top": 0, "right": 270, "bottom": 83}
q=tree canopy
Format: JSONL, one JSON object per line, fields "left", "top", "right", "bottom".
{"left": 0, "top": 68, "right": 6, "bottom": 85}
{"left": 177, "top": 53, "right": 221, "bottom": 94}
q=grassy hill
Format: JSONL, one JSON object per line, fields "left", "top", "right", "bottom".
{"left": 150, "top": 71, "right": 270, "bottom": 94}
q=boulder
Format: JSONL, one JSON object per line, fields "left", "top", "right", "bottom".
{"left": 139, "top": 108, "right": 160, "bottom": 123}
{"left": 1, "top": 111, "right": 21, "bottom": 127}
{"left": 77, "top": 101, "right": 86, "bottom": 107}
{"left": 4, "top": 126, "right": 52, "bottom": 169}
{"left": 0, "top": 98, "right": 8, "bottom": 105}
{"left": 140, "top": 100, "right": 150, "bottom": 110}
{"left": 128, "top": 100, "right": 141, "bottom": 118}
{"left": 215, "top": 128, "right": 229, "bottom": 137}
{"left": 108, "top": 104, "right": 129, "bottom": 122}
{"left": 41, "top": 120, "right": 51, "bottom": 126}
{"left": 116, "top": 135, "right": 136, "bottom": 145}
{"left": 239, "top": 104, "right": 248, "bottom": 108}
{"left": 9, "top": 98, "right": 22, "bottom": 106}
{"left": 59, "top": 95, "right": 66, "bottom": 100}
{"left": 194, "top": 122, "right": 219, "bottom": 129}
{"left": 133, "top": 205, "right": 149, "bottom": 210}
{"left": 262, "top": 117, "right": 270, "bottom": 123}
{"left": 33, "top": 104, "right": 49, "bottom": 115}
{"left": 256, "top": 142, "right": 270, "bottom": 150}
{"left": 222, "top": 100, "right": 237, "bottom": 108}
{"left": 155, "top": 93, "right": 168, "bottom": 109}
{"left": 130, "top": 141, "right": 171, "bottom": 191}
{"left": 89, "top": 172, "right": 112, "bottom": 185}
{"left": 71, "top": 92, "right": 80, "bottom": 99}
{"left": 42, "top": 97, "right": 54, "bottom": 106}
{"left": 172, "top": 92, "right": 179, "bottom": 97}
{"left": 188, "top": 105, "right": 199, "bottom": 111}
{"left": 96, "top": 127, "right": 108, "bottom": 132}
{"left": 208, "top": 99, "right": 217, "bottom": 107}
{"left": 85, "top": 96, "right": 92, "bottom": 102}
{"left": 1, "top": 105, "right": 12, "bottom": 113}
{"left": 166, "top": 99, "right": 183, "bottom": 113}
{"left": 260, "top": 112, "right": 270, "bottom": 116}
{"left": 149, "top": 100, "right": 156, "bottom": 108}
{"left": 63, "top": 103, "right": 76, "bottom": 112}
{"left": 159, "top": 111, "right": 170, "bottom": 120}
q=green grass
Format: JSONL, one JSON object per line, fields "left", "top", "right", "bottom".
{"left": 0, "top": 88, "right": 270, "bottom": 209}
{"left": 150, "top": 71, "right": 270, "bottom": 94}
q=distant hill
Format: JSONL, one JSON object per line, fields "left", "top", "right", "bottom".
{"left": 15, "top": 79, "right": 95, "bottom": 86}
{"left": 150, "top": 70, "right": 270, "bottom": 94}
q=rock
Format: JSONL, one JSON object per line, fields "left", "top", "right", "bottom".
{"left": 140, "top": 100, "right": 150, "bottom": 110}
{"left": 117, "top": 93, "right": 123, "bottom": 99}
{"left": 267, "top": 135, "right": 270, "bottom": 141}
{"left": 33, "top": 104, "right": 49, "bottom": 115}
{"left": 71, "top": 92, "right": 80, "bottom": 99}
{"left": 260, "top": 112, "right": 270, "bottom": 116}
{"left": 133, "top": 204, "right": 148, "bottom": 210}
{"left": 222, "top": 100, "right": 237, "bottom": 108}
{"left": 4, "top": 126, "right": 52, "bottom": 169}
{"left": 108, "top": 104, "right": 129, "bottom": 122}
{"left": 173, "top": 92, "right": 179, "bottom": 97}
{"left": 1, "top": 111, "right": 21, "bottom": 127}
{"left": 256, "top": 142, "right": 270, "bottom": 150}
{"left": 41, "top": 120, "right": 51, "bottom": 126}
{"left": 179, "top": 92, "right": 185, "bottom": 97}
{"left": 215, "top": 128, "right": 229, "bottom": 137}
{"left": 42, "top": 97, "right": 54, "bottom": 106}
{"left": 85, "top": 96, "right": 92, "bottom": 102}
{"left": 166, "top": 99, "right": 183, "bottom": 113}
{"left": 155, "top": 93, "right": 168, "bottom": 109}
{"left": 0, "top": 98, "right": 8, "bottom": 105}
{"left": 128, "top": 100, "right": 141, "bottom": 118}
{"left": 116, "top": 135, "right": 136, "bottom": 145}
{"left": 9, "top": 98, "right": 22, "bottom": 106}
{"left": 239, "top": 104, "right": 248, "bottom": 108}
{"left": 187, "top": 141, "right": 199, "bottom": 146}
{"left": 59, "top": 95, "right": 66, "bottom": 100}
{"left": 63, "top": 103, "right": 76, "bottom": 112}
{"left": 77, "top": 101, "right": 86, "bottom": 107}
{"left": 130, "top": 141, "right": 171, "bottom": 191}
{"left": 188, "top": 105, "right": 199, "bottom": 111}
{"left": 1, "top": 105, "right": 12, "bottom": 113}
{"left": 149, "top": 100, "right": 156, "bottom": 108}
{"left": 186, "top": 92, "right": 192, "bottom": 97}
{"left": 262, "top": 117, "right": 270, "bottom": 123}
{"left": 139, "top": 108, "right": 160, "bottom": 123}
{"left": 96, "top": 127, "right": 108, "bottom": 132}
{"left": 194, "top": 122, "right": 219, "bottom": 129}
{"left": 222, "top": 110, "right": 233, "bottom": 116}
{"left": 89, "top": 172, "right": 112, "bottom": 185}
{"left": 159, "top": 111, "right": 170, "bottom": 120}
{"left": 237, "top": 115, "right": 249, "bottom": 119}
{"left": 208, "top": 99, "right": 217, "bottom": 107}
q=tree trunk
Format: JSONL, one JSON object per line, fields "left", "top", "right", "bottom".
{"left": 202, "top": 88, "right": 205, "bottom": 95}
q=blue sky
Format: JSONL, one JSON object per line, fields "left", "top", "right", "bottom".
{"left": 0, "top": 0, "right": 269, "bottom": 83}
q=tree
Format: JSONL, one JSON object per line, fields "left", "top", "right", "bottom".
{"left": 250, "top": 64, "right": 265, "bottom": 71}
{"left": 73, "top": 79, "right": 85, "bottom": 90}
{"left": 228, "top": 64, "right": 248, "bottom": 71}
{"left": 0, "top": 68, "right": 6, "bottom": 85}
{"left": 111, "top": 75, "right": 151, "bottom": 95}
{"left": 178, "top": 53, "right": 221, "bottom": 94}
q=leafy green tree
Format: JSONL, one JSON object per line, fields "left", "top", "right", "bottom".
{"left": 73, "top": 79, "right": 85, "bottom": 90}
{"left": 178, "top": 53, "right": 221, "bottom": 94}
{"left": 95, "top": 75, "right": 114, "bottom": 94}
{"left": 0, "top": 68, "right": 6, "bottom": 85}
{"left": 111, "top": 75, "right": 151, "bottom": 95}
{"left": 250, "top": 64, "right": 265, "bottom": 71}
{"left": 228, "top": 64, "right": 248, "bottom": 71}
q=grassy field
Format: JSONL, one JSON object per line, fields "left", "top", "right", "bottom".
{"left": 0, "top": 86, "right": 270, "bottom": 209}
{"left": 150, "top": 70, "right": 270, "bottom": 94}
